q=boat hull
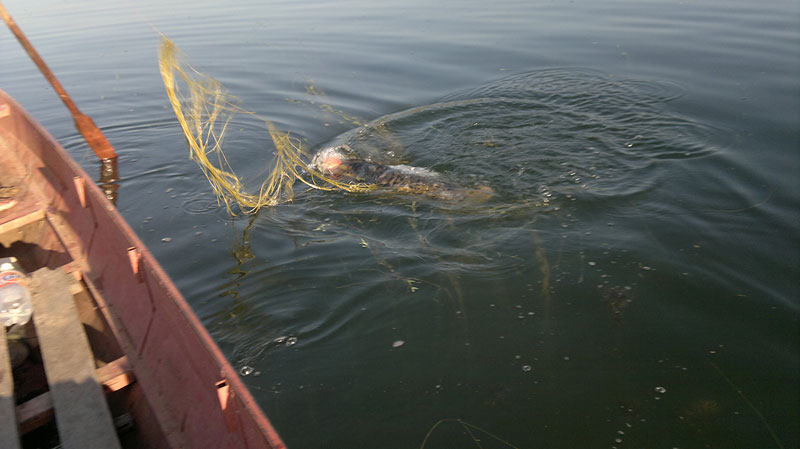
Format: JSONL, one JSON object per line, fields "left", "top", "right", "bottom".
{"left": 0, "top": 89, "right": 285, "bottom": 449}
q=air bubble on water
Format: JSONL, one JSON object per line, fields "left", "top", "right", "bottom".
{"left": 588, "top": 261, "right": 597, "bottom": 266}
{"left": 522, "top": 365, "right": 532, "bottom": 372}
{"left": 285, "top": 337, "right": 298, "bottom": 347}
{"left": 239, "top": 365, "right": 254, "bottom": 376}
{"left": 161, "top": 237, "right": 172, "bottom": 243}
{"left": 515, "top": 355, "right": 521, "bottom": 360}
{"left": 655, "top": 386, "right": 666, "bottom": 394}
{"left": 392, "top": 340, "right": 405, "bottom": 348}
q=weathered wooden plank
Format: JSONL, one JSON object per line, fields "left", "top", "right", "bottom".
{"left": 0, "top": 327, "right": 22, "bottom": 449}
{"left": 16, "top": 389, "right": 54, "bottom": 435}
{"left": 0, "top": 207, "right": 46, "bottom": 237}
{"left": 29, "top": 268, "right": 121, "bottom": 449}
{"left": 17, "top": 355, "right": 135, "bottom": 434}
{"left": 96, "top": 356, "right": 134, "bottom": 392}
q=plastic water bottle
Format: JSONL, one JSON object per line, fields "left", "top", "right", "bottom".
{"left": 0, "top": 257, "right": 32, "bottom": 327}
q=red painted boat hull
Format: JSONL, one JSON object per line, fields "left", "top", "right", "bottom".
{"left": 0, "top": 89, "right": 285, "bottom": 449}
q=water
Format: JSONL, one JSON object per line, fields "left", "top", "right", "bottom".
{"left": 2, "top": 0, "right": 798, "bottom": 447}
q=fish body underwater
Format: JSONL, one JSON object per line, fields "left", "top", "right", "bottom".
{"left": 158, "top": 36, "right": 492, "bottom": 211}
{"left": 309, "top": 145, "right": 494, "bottom": 202}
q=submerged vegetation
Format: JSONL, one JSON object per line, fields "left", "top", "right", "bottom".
{"left": 159, "top": 36, "right": 378, "bottom": 214}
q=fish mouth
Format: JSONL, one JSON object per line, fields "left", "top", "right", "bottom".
{"left": 309, "top": 144, "right": 357, "bottom": 174}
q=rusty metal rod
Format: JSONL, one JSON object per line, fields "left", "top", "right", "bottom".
{"left": 0, "top": 2, "right": 117, "bottom": 160}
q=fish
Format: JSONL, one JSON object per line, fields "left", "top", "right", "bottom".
{"left": 309, "top": 145, "right": 494, "bottom": 202}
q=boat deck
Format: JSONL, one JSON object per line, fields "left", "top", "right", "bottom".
{"left": 1, "top": 144, "right": 133, "bottom": 447}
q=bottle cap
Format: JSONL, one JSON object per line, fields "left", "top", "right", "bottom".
{"left": 0, "top": 256, "right": 19, "bottom": 271}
